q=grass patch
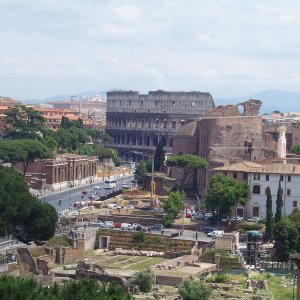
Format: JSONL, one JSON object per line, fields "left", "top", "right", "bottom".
{"left": 46, "top": 234, "right": 72, "bottom": 247}
{"left": 125, "top": 257, "right": 166, "bottom": 271}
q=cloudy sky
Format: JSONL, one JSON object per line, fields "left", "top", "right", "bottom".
{"left": 1, "top": 0, "right": 300, "bottom": 100}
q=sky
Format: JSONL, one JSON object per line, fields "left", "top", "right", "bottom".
{"left": 1, "top": 0, "right": 300, "bottom": 100}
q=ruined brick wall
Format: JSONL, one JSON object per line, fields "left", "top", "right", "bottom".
{"left": 196, "top": 116, "right": 264, "bottom": 196}
{"left": 63, "top": 239, "right": 85, "bottom": 263}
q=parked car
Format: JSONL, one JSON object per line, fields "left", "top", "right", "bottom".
{"left": 140, "top": 205, "right": 153, "bottom": 211}
{"left": 231, "top": 215, "right": 243, "bottom": 222}
{"left": 90, "top": 220, "right": 103, "bottom": 226}
{"left": 124, "top": 205, "right": 135, "bottom": 210}
{"left": 114, "top": 222, "right": 122, "bottom": 228}
{"left": 246, "top": 216, "right": 260, "bottom": 223}
{"left": 203, "top": 227, "right": 217, "bottom": 234}
{"left": 152, "top": 207, "right": 162, "bottom": 212}
{"left": 132, "top": 223, "right": 143, "bottom": 231}
{"left": 193, "top": 213, "right": 204, "bottom": 220}
{"left": 107, "top": 204, "right": 121, "bottom": 210}
{"left": 207, "top": 230, "right": 224, "bottom": 238}
{"left": 101, "top": 221, "right": 114, "bottom": 229}
{"left": 205, "top": 212, "right": 213, "bottom": 219}
{"left": 148, "top": 224, "right": 164, "bottom": 231}
{"left": 122, "top": 183, "right": 129, "bottom": 189}
{"left": 186, "top": 212, "right": 192, "bottom": 218}
{"left": 221, "top": 216, "right": 229, "bottom": 222}
{"left": 121, "top": 223, "right": 133, "bottom": 230}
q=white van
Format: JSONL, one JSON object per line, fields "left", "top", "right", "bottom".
{"left": 107, "top": 203, "right": 121, "bottom": 210}
{"left": 121, "top": 223, "right": 133, "bottom": 231}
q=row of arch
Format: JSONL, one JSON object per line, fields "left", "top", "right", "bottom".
{"left": 112, "top": 134, "right": 172, "bottom": 148}
{"left": 107, "top": 116, "right": 194, "bottom": 130}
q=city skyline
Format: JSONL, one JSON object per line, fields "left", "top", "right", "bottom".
{"left": 1, "top": 0, "right": 300, "bottom": 100}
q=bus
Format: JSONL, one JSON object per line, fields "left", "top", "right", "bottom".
{"left": 105, "top": 179, "right": 117, "bottom": 189}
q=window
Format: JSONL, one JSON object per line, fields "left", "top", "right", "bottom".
{"left": 253, "top": 185, "right": 261, "bottom": 194}
{"left": 233, "top": 173, "right": 237, "bottom": 179}
{"left": 287, "top": 189, "right": 291, "bottom": 196}
{"left": 266, "top": 174, "right": 269, "bottom": 181}
{"left": 254, "top": 173, "right": 260, "bottom": 180}
{"left": 163, "top": 119, "right": 167, "bottom": 129}
{"left": 171, "top": 120, "right": 176, "bottom": 129}
{"left": 155, "top": 119, "right": 159, "bottom": 128}
{"left": 294, "top": 201, "right": 298, "bottom": 208}
{"left": 172, "top": 101, "right": 175, "bottom": 106}
{"left": 180, "top": 120, "right": 186, "bottom": 127}
{"left": 129, "top": 100, "right": 131, "bottom": 106}
{"left": 280, "top": 175, "right": 283, "bottom": 181}
{"left": 288, "top": 175, "right": 291, "bottom": 182}
{"left": 243, "top": 173, "right": 248, "bottom": 180}
{"left": 155, "top": 101, "right": 158, "bottom": 106}
{"left": 191, "top": 101, "right": 195, "bottom": 107}
{"left": 141, "top": 100, "right": 143, "bottom": 106}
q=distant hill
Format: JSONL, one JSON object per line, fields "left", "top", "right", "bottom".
{"left": 22, "top": 90, "right": 107, "bottom": 104}
{"left": 215, "top": 89, "right": 300, "bottom": 114}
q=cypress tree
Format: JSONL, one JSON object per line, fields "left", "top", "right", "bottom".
{"left": 275, "top": 181, "right": 283, "bottom": 223}
{"left": 154, "top": 142, "right": 165, "bottom": 172}
{"left": 265, "top": 186, "right": 273, "bottom": 241}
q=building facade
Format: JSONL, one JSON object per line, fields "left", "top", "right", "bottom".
{"left": 105, "top": 90, "right": 215, "bottom": 160}
{"left": 214, "top": 162, "right": 300, "bottom": 218}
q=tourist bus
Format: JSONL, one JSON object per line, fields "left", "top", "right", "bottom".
{"left": 105, "top": 179, "right": 117, "bottom": 189}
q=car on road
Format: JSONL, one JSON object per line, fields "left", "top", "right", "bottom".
{"left": 90, "top": 220, "right": 103, "bottom": 227}
{"left": 185, "top": 212, "right": 192, "bottom": 218}
{"left": 148, "top": 224, "right": 164, "bottom": 231}
{"left": 221, "top": 216, "right": 229, "bottom": 222}
{"left": 114, "top": 222, "right": 122, "bottom": 228}
{"left": 101, "top": 221, "right": 114, "bottom": 229}
{"left": 231, "top": 215, "right": 243, "bottom": 222}
{"left": 132, "top": 223, "right": 143, "bottom": 231}
{"left": 207, "top": 230, "right": 224, "bottom": 238}
{"left": 122, "top": 183, "right": 129, "bottom": 189}
{"left": 246, "top": 216, "right": 260, "bottom": 223}
{"left": 152, "top": 207, "right": 162, "bottom": 212}
{"left": 121, "top": 223, "right": 133, "bottom": 230}
{"left": 124, "top": 205, "right": 135, "bottom": 210}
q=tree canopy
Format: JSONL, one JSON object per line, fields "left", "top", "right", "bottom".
{"left": 0, "top": 276, "right": 132, "bottom": 300}
{"left": 0, "top": 139, "right": 51, "bottom": 175}
{"left": 4, "top": 105, "right": 46, "bottom": 139}
{"left": 275, "top": 181, "right": 283, "bottom": 223}
{"left": 166, "top": 154, "right": 208, "bottom": 187}
{"left": 290, "top": 145, "right": 300, "bottom": 155}
{"left": 134, "top": 162, "right": 147, "bottom": 187}
{"left": 163, "top": 190, "right": 185, "bottom": 227}
{"left": 0, "top": 166, "right": 57, "bottom": 244}
{"left": 205, "top": 174, "right": 250, "bottom": 217}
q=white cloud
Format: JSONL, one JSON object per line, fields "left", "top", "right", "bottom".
{"left": 1, "top": 0, "right": 300, "bottom": 99}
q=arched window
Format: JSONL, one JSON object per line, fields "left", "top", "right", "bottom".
{"left": 171, "top": 120, "right": 176, "bottom": 129}
{"left": 253, "top": 185, "right": 261, "bottom": 194}
{"left": 155, "top": 119, "right": 159, "bottom": 128}
{"left": 163, "top": 119, "right": 167, "bottom": 129}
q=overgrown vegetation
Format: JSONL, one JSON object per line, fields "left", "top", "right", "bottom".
{"left": 0, "top": 276, "right": 132, "bottom": 300}
{"left": 130, "top": 269, "right": 155, "bottom": 293}
{"left": 46, "top": 234, "right": 72, "bottom": 247}
{"left": 179, "top": 277, "right": 212, "bottom": 300}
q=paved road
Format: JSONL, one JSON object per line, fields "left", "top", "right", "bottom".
{"left": 40, "top": 175, "right": 134, "bottom": 212}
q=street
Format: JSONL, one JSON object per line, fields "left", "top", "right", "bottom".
{"left": 40, "top": 175, "right": 134, "bottom": 212}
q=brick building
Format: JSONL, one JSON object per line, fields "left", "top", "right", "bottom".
{"left": 171, "top": 99, "right": 266, "bottom": 197}
{"left": 105, "top": 90, "right": 215, "bottom": 161}
{"left": 13, "top": 154, "right": 98, "bottom": 190}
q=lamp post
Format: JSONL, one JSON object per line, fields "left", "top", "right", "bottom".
{"left": 60, "top": 168, "right": 64, "bottom": 191}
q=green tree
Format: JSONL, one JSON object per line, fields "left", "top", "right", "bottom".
{"left": 205, "top": 174, "right": 250, "bottom": 217}
{"left": 4, "top": 105, "right": 46, "bottom": 139}
{"left": 273, "top": 217, "right": 299, "bottom": 262}
{"left": 0, "top": 139, "right": 51, "bottom": 175}
{"left": 134, "top": 162, "right": 147, "bottom": 187}
{"left": 154, "top": 142, "right": 165, "bottom": 171}
{"left": 290, "top": 145, "right": 300, "bottom": 155}
{"left": 166, "top": 154, "right": 208, "bottom": 187}
{"left": 131, "top": 269, "right": 155, "bottom": 293}
{"left": 163, "top": 190, "right": 185, "bottom": 226}
{"left": 179, "top": 277, "right": 212, "bottom": 300}
{"left": 145, "top": 159, "right": 152, "bottom": 173}
{"left": 0, "top": 166, "right": 57, "bottom": 244}
{"left": 42, "top": 136, "right": 58, "bottom": 151}
{"left": 275, "top": 181, "right": 283, "bottom": 223}
{"left": 265, "top": 186, "right": 273, "bottom": 241}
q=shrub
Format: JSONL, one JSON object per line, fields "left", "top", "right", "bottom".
{"left": 130, "top": 269, "right": 155, "bottom": 293}
{"left": 132, "top": 230, "right": 147, "bottom": 243}
{"left": 214, "top": 273, "right": 229, "bottom": 283}
{"left": 179, "top": 277, "right": 212, "bottom": 300}
{"left": 163, "top": 213, "right": 174, "bottom": 227}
